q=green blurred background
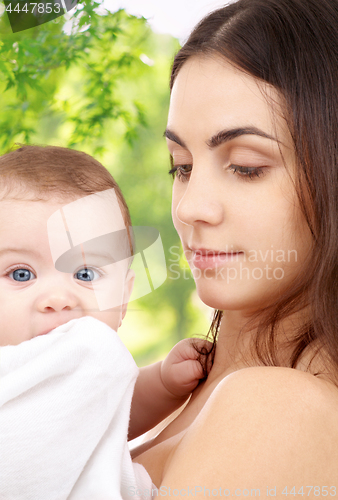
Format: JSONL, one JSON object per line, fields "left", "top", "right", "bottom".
{"left": 0, "top": 1, "right": 213, "bottom": 366}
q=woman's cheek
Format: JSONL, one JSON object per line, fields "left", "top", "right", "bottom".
{"left": 171, "top": 191, "right": 182, "bottom": 233}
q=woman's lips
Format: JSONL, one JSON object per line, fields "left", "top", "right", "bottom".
{"left": 191, "top": 251, "right": 244, "bottom": 270}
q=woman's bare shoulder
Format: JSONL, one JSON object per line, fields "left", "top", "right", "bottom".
{"left": 161, "top": 366, "right": 338, "bottom": 495}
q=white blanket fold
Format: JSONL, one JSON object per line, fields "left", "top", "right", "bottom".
{"left": 0, "top": 316, "right": 155, "bottom": 500}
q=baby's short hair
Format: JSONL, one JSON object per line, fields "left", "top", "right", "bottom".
{"left": 0, "top": 144, "right": 134, "bottom": 257}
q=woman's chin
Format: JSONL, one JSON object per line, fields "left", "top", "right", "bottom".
{"left": 195, "top": 284, "right": 236, "bottom": 311}
{"left": 193, "top": 269, "right": 286, "bottom": 312}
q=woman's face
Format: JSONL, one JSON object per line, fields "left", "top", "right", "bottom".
{"left": 167, "top": 56, "right": 313, "bottom": 313}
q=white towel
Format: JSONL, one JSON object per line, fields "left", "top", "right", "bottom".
{"left": 0, "top": 316, "right": 156, "bottom": 500}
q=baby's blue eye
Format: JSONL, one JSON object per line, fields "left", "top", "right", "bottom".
{"left": 75, "top": 268, "right": 100, "bottom": 282}
{"left": 12, "top": 269, "right": 35, "bottom": 282}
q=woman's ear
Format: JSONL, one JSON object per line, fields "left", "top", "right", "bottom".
{"left": 120, "top": 268, "right": 135, "bottom": 324}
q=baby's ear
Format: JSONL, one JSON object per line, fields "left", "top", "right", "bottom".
{"left": 121, "top": 268, "right": 135, "bottom": 322}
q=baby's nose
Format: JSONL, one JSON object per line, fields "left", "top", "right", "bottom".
{"left": 37, "top": 283, "right": 79, "bottom": 313}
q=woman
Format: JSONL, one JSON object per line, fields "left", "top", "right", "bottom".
{"left": 132, "top": 0, "right": 338, "bottom": 492}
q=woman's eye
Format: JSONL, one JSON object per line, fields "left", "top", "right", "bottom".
{"left": 168, "top": 161, "right": 267, "bottom": 183}
{"left": 75, "top": 267, "right": 102, "bottom": 282}
{"left": 7, "top": 267, "right": 36, "bottom": 282}
{"left": 228, "top": 164, "right": 267, "bottom": 181}
{"left": 168, "top": 164, "right": 192, "bottom": 182}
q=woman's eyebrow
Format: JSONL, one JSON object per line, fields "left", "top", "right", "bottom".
{"left": 207, "top": 126, "right": 283, "bottom": 148}
{"left": 163, "top": 129, "right": 187, "bottom": 148}
{"left": 164, "top": 126, "right": 284, "bottom": 148}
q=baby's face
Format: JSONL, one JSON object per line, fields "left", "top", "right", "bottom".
{"left": 0, "top": 191, "right": 134, "bottom": 346}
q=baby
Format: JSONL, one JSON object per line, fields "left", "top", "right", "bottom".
{"left": 0, "top": 145, "right": 208, "bottom": 500}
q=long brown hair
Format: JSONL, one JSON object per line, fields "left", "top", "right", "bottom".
{"left": 170, "top": 0, "right": 338, "bottom": 384}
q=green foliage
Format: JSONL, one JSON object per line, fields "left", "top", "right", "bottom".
{"left": 0, "top": 3, "right": 153, "bottom": 153}
{"left": 0, "top": 1, "right": 212, "bottom": 364}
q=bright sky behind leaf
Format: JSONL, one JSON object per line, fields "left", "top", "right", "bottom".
{"left": 104, "top": 0, "right": 232, "bottom": 43}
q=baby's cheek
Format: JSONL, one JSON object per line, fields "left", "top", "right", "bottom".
{"left": 0, "top": 295, "right": 29, "bottom": 345}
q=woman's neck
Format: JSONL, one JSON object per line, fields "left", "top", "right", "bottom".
{"left": 207, "top": 306, "right": 313, "bottom": 385}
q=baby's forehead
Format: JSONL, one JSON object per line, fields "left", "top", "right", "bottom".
{"left": 0, "top": 189, "right": 131, "bottom": 261}
{"left": 49, "top": 189, "right": 126, "bottom": 236}
{"left": 2, "top": 190, "right": 126, "bottom": 228}
{"left": 47, "top": 190, "right": 131, "bottom": 271}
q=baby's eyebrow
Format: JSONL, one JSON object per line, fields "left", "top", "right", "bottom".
{"left": 78, "top": 251, "right": 116, "bottom": 261}
{"left": 0, "top": 248, "right": 38, "bottom": 258}
{"left": 0, "top": 247, "right": 115, "bottom": 261}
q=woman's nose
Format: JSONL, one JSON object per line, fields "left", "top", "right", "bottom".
{"left": 173, "top": 165, "right": 224, "bottom": 227}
